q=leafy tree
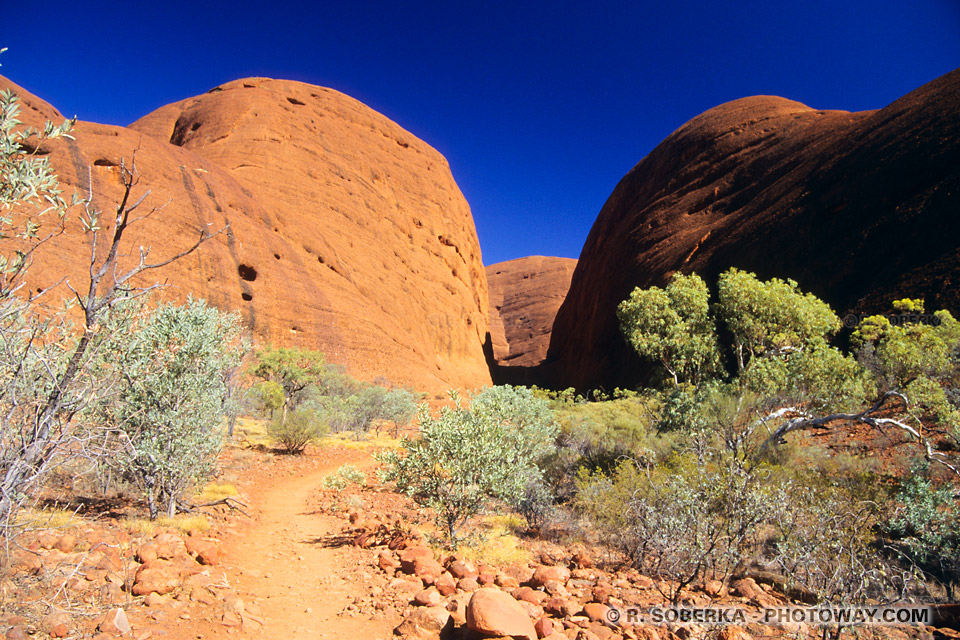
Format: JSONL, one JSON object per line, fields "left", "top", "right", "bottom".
{"left": 740, "top": 341, "right": 871, "bottom": 414}
{"left": 377, "top": 386, "right": 558, "bottom": 548}
{"left": 617, "top": 272, "right": 720, "bottom": 386}
{"left": 314, "top": 393, "right": 361, "bottom": 434}
{"left": 0, "top": 71, "right": 77, "bottom": 298}
{"left": 251, "top": 380, "right": 285, "bottom": 418}
{"left": 716, "top": 268, "right": 840, "bottom": 373}
{"left": 856, "top": 308, "right": 960, "bottom": 446}
{"left": 619, "top": 270, "right": 958, "bottom": 473}
{"left": 850, "top": 314, "right": 891, "bottom": 349}
{"left": 381, "top": 388, "right": 417, "bottom": 437}
{"left": 872, "top": 312, "right": 958, "bottom": 388}
{"left": 252, "top": 346, "right": 328, "bottom": 415}
{"left": 351, "top": 385, "right": 389, "bottom": 439}
{"left": 99, "top": 299, "right": 243, "bottom": 518}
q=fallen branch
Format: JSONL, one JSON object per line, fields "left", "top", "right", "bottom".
{"left": 179, "top": 497, "right": 250, "bottom": 518}
{"left": 760, "top": 391, "right": 959, "bottom": 477}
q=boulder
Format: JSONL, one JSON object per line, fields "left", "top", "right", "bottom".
{"left": 732, "top": 578, "right": 781, "bottom": 608}
{"left": 466, "top": 588, "right": 537, "bottom": 640}
{"left": 413, "top": 587, "right": 442, "bottom": 607}
{"left": 447, "top": 558, "right": 478, "bottom": 580}
{"left": 97, "top": 608, "right": 131, "bottom": 635}
{"left": 534, "top": 616, "right": 558, "bottom": 638}
{"left": 529, "top": 566, "right": 570, "bottom": 588}
{"left": 184, "top": 536, "right": 222, "bottom": 566}
{"left": 435, "top": 573, "right": 458, "bottom": 596}
{"left": 41, "top": 611, "right": 70, "bottom": 638}
{"left": 132, "top": 560, "right": 181, "bottom": 595}
{"left": 394, "top": 606, "right": 453, "bottom": 639}
{"left": 54, "top": 534, "right": 77, "bottom": 553}
{"left": 581, "top": 602, "right": 611, "bottom": 624}
{"left": 718, "top": 627, "right": 754, "bottom": 640}
{"left": 457, "top": 577, "right": 480, "bottom": 592}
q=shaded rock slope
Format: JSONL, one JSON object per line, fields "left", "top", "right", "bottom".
{"left": 3, "top": 75, "right": 491, "bottom": 392}
{"left": 545, "top": 67, "right": 960, "bottom": 391}
{"left": 486, "top": 256, "right": 577, "bottom": 370}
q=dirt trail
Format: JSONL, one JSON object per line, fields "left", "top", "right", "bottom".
{"left": 219, "top": 452, "right": 397, "bottom": 639}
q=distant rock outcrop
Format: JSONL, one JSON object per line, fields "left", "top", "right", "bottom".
{"left": 2, "top": 75, "right": 491, "bottom": 392}
{"left": 545, "top": 67, "right": 960, "bottom": 391}
{"left": 486, "top": 256, "right": 576, "bottom": 369}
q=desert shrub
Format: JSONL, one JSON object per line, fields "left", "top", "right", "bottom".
{"left": 377, "top": 386, "right": 558, "bottom": 548}
{"left": 313, "top": 390, "right": 382, "bottom": 438}
{"left": 284, "top": 371, "right": 411, "bottom": 440}
{"left": 514, "top": 478, "right": 556, "bottom": 531}
{"left": 655, "top": 383, "right": 710, "bottom": 433}
{"left": 97, "top": 298, "right": 244, "bottom": 519}
{"left": 770, "top": 485, "right": 917, "bottom": 638}
{"left": 322, "top": 463, "right": 367, "bottom": 490}
{"left": 885, "top": 463, "right": 960, "bottom": 598}
{"left": 268, "top": 407, "right": 327, "bottom": 454}
{"left": 548, "top": 394, "right": 665, "bottom": 497}
{"left": 577, "top": 445, "right": 785, "bottom": 604}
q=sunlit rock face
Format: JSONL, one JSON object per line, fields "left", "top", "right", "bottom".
{"left": 486, "top": 256, "right": 577, "bottom": 369}
{"left": 4, "top": 75, "right": 492, "bottom": 392}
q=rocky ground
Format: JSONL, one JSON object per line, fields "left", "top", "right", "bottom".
{"left": 2, "top": 443, "right": 958, "bottom": 640}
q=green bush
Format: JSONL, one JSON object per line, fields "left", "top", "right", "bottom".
{"left": 546, "top": 393, "right": 667, "bottom": 499}
{"left": 268, "top": 407, "right": 328, "bottom": 454}
{"left": 377, "top": 386, "right": 558, "bottom": 548}
{"left": 885, "top": 463, "right": 960, "bottom": 598}
{"left": 322, "top": 463, "right": 367, "bottom": 490}
{"left": 617, "top": 272, "right": 721, "bottom": 386}
{"left": 251, "top": 380, "right": 285, "bottom": 418}
{"left": 577, "top": 447, "right": 784, "bottom": 604}
{"left": 98, "top": 298, "right": 244, "bottom": 519}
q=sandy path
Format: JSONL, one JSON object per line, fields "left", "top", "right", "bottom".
{"left": 221, "top": 454, "right": 398, "bottom": 639}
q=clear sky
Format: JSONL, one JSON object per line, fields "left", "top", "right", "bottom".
{"left": 3, "top": 1, "right": 959, "bottom": 266}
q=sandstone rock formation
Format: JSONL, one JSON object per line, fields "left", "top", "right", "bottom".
{"left": 486, "top": 256, "right": 577, "bottom": 369}
{"left": 545, "top": 67, "right": 960, "bottom": 391}
{"left": 2, "top": 75, "right": 491, "bottom": 392}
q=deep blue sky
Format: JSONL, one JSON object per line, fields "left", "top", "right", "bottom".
{"left": 3, "top": 1, "right": 959, "bottom": 266}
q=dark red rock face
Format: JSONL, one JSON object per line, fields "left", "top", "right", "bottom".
{"left": 546, "top": 68, "right": 960, "bottom": 391}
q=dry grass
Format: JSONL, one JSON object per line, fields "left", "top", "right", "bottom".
{"left": 230, "top": 416, "right": 402, "bottom": 450}
{"left": 122, "top": 514, "right": 211, "bottom": 536}
{"left": 16, "top": 506, "right": 78, "bottom": 529}
{"left": 197, "top": 482, "right": 239, "bottom": 502}
{"left": 230, "top": 416, "right": 273, "bottom": 448}
{"left": 319, "top": 431, "right": 401, "bottom": 450}
{"left": 459, "top": 514, "right": 531, "bottom": 566}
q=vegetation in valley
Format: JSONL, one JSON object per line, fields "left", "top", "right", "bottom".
{"left": 2, "top": 60, "right": 959, "bottom": 640}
